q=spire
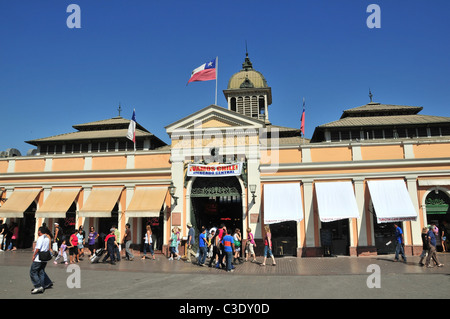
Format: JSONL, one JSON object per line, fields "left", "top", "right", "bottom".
{"left": 117, "top": 103, "right": 123, "bottom": 117}
{"left": 369, "top": 89, "right": 373, "bottom": 103}
{"left": 242, "top": 41, "right": 253, "bottom": 71}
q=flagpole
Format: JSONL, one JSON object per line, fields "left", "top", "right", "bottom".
{"left": 215, "top": 56, "right": 218, "bottom": 105}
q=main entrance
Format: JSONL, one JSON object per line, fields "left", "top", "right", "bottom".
{"left": 190, "top": 177, "right": 243, "bottom": 237}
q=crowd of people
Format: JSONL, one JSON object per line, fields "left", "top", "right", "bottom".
{"left": 169, "top": 223, "right": 276, "bottom": 272}
{"left": 24, "top": 219, "right": 448, "bottom": 294}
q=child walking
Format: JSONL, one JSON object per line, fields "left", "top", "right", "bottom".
{"left": 54, "top": 239, "right": 68, "bottom": 265}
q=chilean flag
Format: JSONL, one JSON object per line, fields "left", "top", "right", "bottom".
{"left": 300, "top": 98, "right": 305, "bottom": 137}
{"left": 187, "top": 58, "right": 216, "bottom": 84}
{"left": 127, "top": 109, "right": 136, "bottom": 144}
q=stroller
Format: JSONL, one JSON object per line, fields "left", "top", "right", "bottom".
{"left": 90, "top": 248, "right": 105, "bottom": 263}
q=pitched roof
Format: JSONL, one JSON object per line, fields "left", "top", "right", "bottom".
{"left": 340, "top": 102, "right": 423, "bottom": 118}
{"left": 318, "top": 114, "right": 450, "bottom": 128}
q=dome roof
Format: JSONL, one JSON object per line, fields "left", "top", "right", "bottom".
{"left": 227, "top": 54, "right": 269, "bottom": 90}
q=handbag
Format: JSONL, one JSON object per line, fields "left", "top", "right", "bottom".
{"left": 38, "top": 250, "right": 52, "bottom": 261}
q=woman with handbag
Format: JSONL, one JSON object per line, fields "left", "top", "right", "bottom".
{"left": 30, "top": 227, "right": 53, "bottom": 294}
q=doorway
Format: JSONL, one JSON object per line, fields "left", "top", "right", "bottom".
{"left": 190, "top": 177, "right": 243, "bottom": 247}
{"left": 320, "top": 219, "right": 350, "bottom": 256}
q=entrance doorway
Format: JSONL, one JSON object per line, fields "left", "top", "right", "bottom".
{"left": 371, "top": 203, "right": 398, "bottom": 254}
{"left": 425, "top": 189, "right": 450, "bottom": 252}
{"left": 320, "top": 219, "right": 350, "bottom": 256}
{"left": 190, "top": 177, "right": 243, "bottom": 246}
{"left": 141, "top": 213, "right": 164, "bottom": 251}
{"left": 18, "top": 201, "right": 36, "bottom": 249}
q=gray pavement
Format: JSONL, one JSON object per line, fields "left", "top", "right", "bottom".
{"left": 0, "top": 249, "right": 449, "bottom": 301}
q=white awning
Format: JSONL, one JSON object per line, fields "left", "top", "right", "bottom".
{"left": 315, "top": 181, "right": 360, "bottom": 222}
{"left": 263, "top": 183, "right": 303, "bottom": 224}
{"left": 367, "top": 180, "right": 417, "bottom": 223}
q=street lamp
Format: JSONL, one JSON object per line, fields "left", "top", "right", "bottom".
{"left": 168, "top": 182, "right": 178, "bottom": 206}
{"left": 249, "top": 184, "right": 257, "bottom": 204}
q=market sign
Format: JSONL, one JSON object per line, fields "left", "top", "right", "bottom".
{"left": 187, "top": 163, "right": 243, "bottom": 177}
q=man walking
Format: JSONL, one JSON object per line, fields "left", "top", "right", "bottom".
{"left": 222, "top": 229, "right": 235, "bottom": 272}
{"left": 30, "top": 227, "right": 53, "bottom": 294}
{"left": 185, "top": 223, "right": 196, "bottom": 263}
{"left": 425, "top": 224, "right": 444, "bottom": 268}
{"left": 102, "top": 228, "right": 119, "bottom": 265}
{"left": 394, "top": 223, "right": 407, "bottom": 262}
{"left": 197, "top": 227, "right": 208, "bottom": 266}
{"left": 123, "top": 223, "right": 134, "bottom": 261}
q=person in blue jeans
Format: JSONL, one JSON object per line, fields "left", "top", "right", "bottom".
{"left": 30, "top": 227, "right": 53, "bottom": 294}
{"left": 197, "top": 227, "right": 208, "bottom": 266}
{"left": 394, "top": 223, "right": 407, "bottom": 262}
{"left": 222, "top": 229, "right": 235, "bottom": 272}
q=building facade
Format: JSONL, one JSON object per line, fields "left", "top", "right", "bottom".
{"left": 1, "top": 54, "right": 449, "bottom": 257}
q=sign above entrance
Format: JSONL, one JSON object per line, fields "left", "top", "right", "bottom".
{"left": 187, "top": 163, "right": 243, "bottom": 177}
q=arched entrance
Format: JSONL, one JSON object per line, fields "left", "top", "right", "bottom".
{"left": 425, "top": 188, "right": 450, "bottom": 252}
{"left": 190, "top": 177, "right": 243, "bottom": 239}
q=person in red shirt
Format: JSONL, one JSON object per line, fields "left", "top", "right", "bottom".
{"left": 67, "top": 229, "right": 79, "bottom": 264}
{"left": 102, "top": 228, "right": 119, "bottom": 265}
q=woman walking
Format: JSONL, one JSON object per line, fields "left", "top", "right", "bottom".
{"left": 141, "top": 225, "right": 155, "bottom": 260}
{"left": 261, "top": 225, "right": 276, "bottom": 266}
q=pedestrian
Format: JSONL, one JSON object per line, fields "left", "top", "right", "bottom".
{"left": 208, "top": 229, "right": 219, "bottom": 268}
{"left": 393, "top": 223, "right": 407, "bottom": 263}
{"left": 175, "top": 227, "right": 181, "bottom": 256}
{"left": 440, "top": 222, "right": 447, "bottom": 252}
{"left": 87, "top": 226, "right": 98, "bottom": 257}
{"left": 233, "top": 228, "right": 242, "bottom": 264}
{"left": 245, "top": 227, "right": 257, "bottom": 263}
{"left": 168, "top": 227, "right": 180, "bottom": 260}
{"left": 53, "top": 222, "right": 63, "bottom": 250}
{"left": 216, "top": 224, "right": 227, "bottom": 268}
{"left": 10, "top": 222, "right": 18, "bottom": 251}
{"left": 185, "top": 223, "right": 196, "bottom": 263}
{"left": 207, "top": 228, "right": 216, "bottom": 258}
{"left": 197, "top": 227, "right": 208, "bottom": 266}
{"left": 53, "top": 239, "right": 68, "bottom": 265}
{"left": 221, "top": 229, "right": 235, "bottom": 272}
{"left": 425, "top": 225, "right": 444, "bottom": 268}
{"left": 123, "top": 223, "right": 134, "bottom": 261}
{"left": 30, "top": 226, "right": 53, "bottom": 294}
{"left": 113, "top": 225, "right": 121, "bottom": 262}
{"left": 261, "top": 225, "right": 276, "bottom": 266}
{"left": 68, "top": 229, "right": 79, "bottom": 263}
{"left": 419, "top": 227, "right": 429, "bottom": 266}
{"left": 442, "top": 221, "right": 449, "bottom": 252}
{"left": 102, "top": 228, "right": 119, "bottom": 265}
{"left": 77, "top": 228, "right": 85, "bottom": 260}
{"left": 0, "top": 220, "right": 6, "bottom": 252}
{"left": 78, "top": 226, "right": 86, "bottom": 257}
{"left": 142, "top": 225, "right": 155, "bottom": 260}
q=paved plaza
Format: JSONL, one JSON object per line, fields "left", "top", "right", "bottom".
{"left": 0, "top": 249, "right": 449, "bottom": 303}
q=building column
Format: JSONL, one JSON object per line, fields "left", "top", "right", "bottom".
{"left": 406, "top": 176, "right": 422, "bottom": 255}
{"left": 302, "top": 179, "right": 315, "bottom": 255}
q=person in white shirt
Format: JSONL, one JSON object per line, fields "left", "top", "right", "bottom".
{"left": 30, "top": 227, "right": 53, "bottom": 294}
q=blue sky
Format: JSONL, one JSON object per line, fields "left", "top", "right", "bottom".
{"left": 1, "top": 0, "right": 449, "bottom": 155}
